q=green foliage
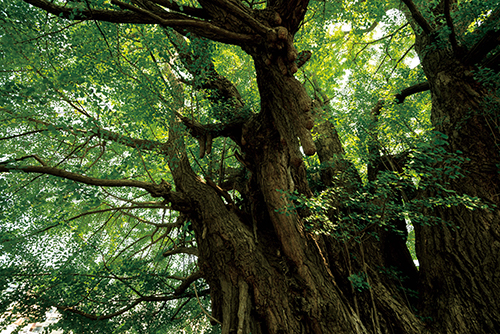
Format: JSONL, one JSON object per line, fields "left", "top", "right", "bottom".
{"left": 1, "top": 0, "right": 499, "bottom": 332}
{"left": 348, "top": 272, "right": 371, "bottom": 292}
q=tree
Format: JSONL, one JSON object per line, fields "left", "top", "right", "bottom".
{"left": 0, "top": 0, "right": 499, "bottom": 333}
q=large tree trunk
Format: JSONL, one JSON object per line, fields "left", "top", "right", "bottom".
{"left": 180, "top": 48, "right": 430, "bottom": 333}
{"left": 188, "top": 57, "right": 366, "bottom": 333}
{"left": 415, "top": 40, "right": 500, "bottom": 333}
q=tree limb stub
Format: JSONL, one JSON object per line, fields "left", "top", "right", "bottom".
{"left": 395, "top": 81, "right": 430, "bottom": 104}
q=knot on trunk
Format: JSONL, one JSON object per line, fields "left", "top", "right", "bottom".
{"left": 264, "top": 26, "right": 300, "bottom": 75}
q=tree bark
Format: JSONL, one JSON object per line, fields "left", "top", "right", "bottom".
{"left": 184, "top": 55, "right": 367, "bottom": 332}
{"left": 414, "top": 36, "right": 500, "bottom": 333}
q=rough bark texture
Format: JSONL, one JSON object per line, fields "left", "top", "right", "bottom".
{"left": 415, "top": 42, "right": 500, "bottom": 333}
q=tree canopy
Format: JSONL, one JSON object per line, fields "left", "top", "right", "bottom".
{"left": 1, "top": 0, "right": 499, "bottom": 333}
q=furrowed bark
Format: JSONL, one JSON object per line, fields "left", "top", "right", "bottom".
{"left": 407, "top": 4, "right": 500, "bottom": 331}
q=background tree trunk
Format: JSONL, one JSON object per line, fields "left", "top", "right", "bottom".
{"left": 415, "top": 40, "right": 500, "bottom": 333}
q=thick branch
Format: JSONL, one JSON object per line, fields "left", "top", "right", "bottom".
{"left": 178, "top": 112, "right": 245, "bottom": 139}
{"left": 400, "top": 0, "right": 433, "bottom": 35}
{"left": 0, "top": 164, "right": 188, "bottom": 205}
{"left": 395, "top": 81, "right": 430, "bottom": 104}
{"left": 268, "top": 0, "right": 309, "bottom": 34}
{"left": 463, "top": 11, "right": 500, "bottom": 67}
{"left": 166, "top": 30, "right": 245, "bottom": 107}
{"left": 23, "top": 0, "right": 161, "bottom": 23}
{"left": 24, "top": 0, "right": 258, "bottom": 45}
{"left": 94, "top": 127, "right": 166, "bottom": 151}
{"left": 173, "top": 271, "right": 204, "bottom": 296}
{"left": 444, "top": 0, "right": 460, "bottom": 57}
{"left": 210, "top": 0, "right": 271, "bottom": 36}
{"left": 111, "top": 0, "right": 258, "bottom": 45}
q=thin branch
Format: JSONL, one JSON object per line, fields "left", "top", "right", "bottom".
{"left": 163, "top": 247, "right": 198, "bottom": 257}
{"left": 67, "top": 205, "right": 167, "bottom": 222}
{"left": 170, "top": 297, "right": 193, "bottom": 320}
{"left": 389, "top": 43, "right": 415, "bottom": 77}
{"left": 192, "top": 282, "right": 221, "bottom": 324}
{"left": 1, "top": 154, "right": 48, "bottom": 166}
{"left": 55, "top": 291, "right": 208, "bottom": 321}
{"left": 356, "top": 23, "right": 409, "bottom": 46}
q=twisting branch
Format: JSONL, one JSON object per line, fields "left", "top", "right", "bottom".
{"left": 164, "top": 30, "right": 248, "bottom": 156}
{"left": 23, "top": 0, "right": 258, "bottom": 45}
{"left": 23, "top": 0, "right": 162, "bottom": 24}
{"left": 400, "top": 0, "right": 433, "bottom": 35}
{"left": 176, "top": 112, "right": 246, "bottom": 158}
